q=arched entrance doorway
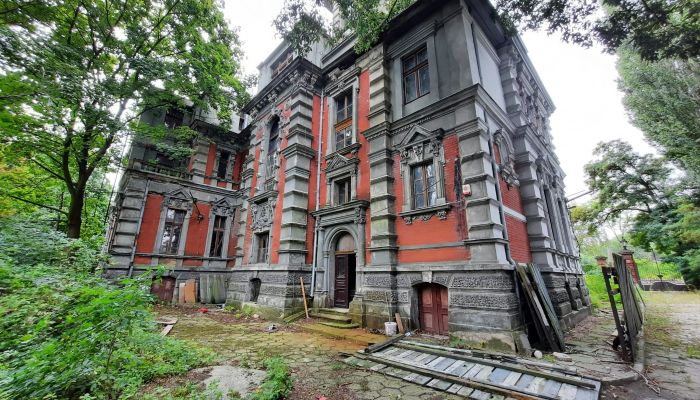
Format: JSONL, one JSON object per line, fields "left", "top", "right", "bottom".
{"left": 417, "top": 283, "right": 448, "bottom": 334}
{"left": 333, "top": 233, "right": 356, "bottom": 308}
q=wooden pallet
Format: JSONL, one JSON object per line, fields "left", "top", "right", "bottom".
{"left": 345, "top": 340, "right": 600, "bottom": 400}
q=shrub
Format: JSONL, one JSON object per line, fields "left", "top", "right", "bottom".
{"left": 0, "top": 219, "right": 213, "bottom": 399}
{"left": 584, "top": 274, "right": 608, "bottom": 310}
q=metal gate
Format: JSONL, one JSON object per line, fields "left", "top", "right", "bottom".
{"left": 603, "top": 253, "right": 645, "bottom": 361}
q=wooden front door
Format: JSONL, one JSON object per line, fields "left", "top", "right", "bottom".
{"left": 419, "top": 284, "right": 449, "bottom": 334}
{"left": 151, "top": 276, "right": 176, "bottom": 303}
{"left": 334, "top": 254, "right": 356, "bottom": 308}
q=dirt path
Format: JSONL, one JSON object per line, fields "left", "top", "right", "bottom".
{"left": 604, "top": 291, "right": 700, "bottom": 400}
{"left": 157, "top": 307, "right": 460, "bottom": 400}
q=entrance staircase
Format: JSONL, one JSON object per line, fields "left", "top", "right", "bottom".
{"left": 310, "top": 308, "right": 359, "bottom": 329}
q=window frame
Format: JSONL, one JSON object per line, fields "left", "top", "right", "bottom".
{"left": 160, "top": 208, "right": 187, "bottom": 255}
{"left": 254, "top": 232, "right": 270, "bottom": 263}
{"left": 333, "top": 90, "right": 354, "bottom": 151}
{"left": 208, "top": 215, "right": 227, "bottom": 257}
{"left": 402, "top": 46, "right": 430, "bottom": 104}
{"left": 216, "top": 150, "right": 231, "bottom": 180}
{"left": 410, "top": 162, "right": 437, "bottom": 209}
{"left": 335, "top": 177, "right": 352, "bottom": 206}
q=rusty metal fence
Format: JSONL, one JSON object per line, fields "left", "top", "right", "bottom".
{"left": 602, "top": 253, "right": 645, "bottom": 361}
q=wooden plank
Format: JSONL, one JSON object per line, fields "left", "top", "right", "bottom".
{"left": 446, "top": 384, "right": 464, "bottom": 394}
{"left": 427, "top": 379, "right": 452, "bottom": 390}
{"left": 427, "top": 356, "right": 447, "bottom": 368}
{"left": 394, "top": 342, "right": 597, "bottom": 389}
{"left": 456, "top": 386, "right": 475, "bottom": 396}
{"left": 355, "top": 353, "right": 552, "bottom": 400}
{"left": 502, "top": 371, "right": 523, "bottom": 387}
{"left": 541, "top": 380, "right": 563, "bottom": 397}
{"left": 516, "top": 265, "right": 561, "bottom": 352}
{"left": 469, "top": 390, "right": 491, "bottom": 400}
{"left": 557, "top": 383, "right": 579, "bottom": 400}
{"left": 475, "top": 366, "right": 494, "bottom": 380}
{"left": 464, "top": 364, "right": 485, "bottom": 378}
{"left": 528, "top": 264, "right": 567, "bottom": 350}
{"left": 488, "top": 368, "right": 512, "bottom": 384}
{"left": 444, "top": 360, "right": 464, "bottom": 374}
{"left": 395, "top": 312, "right": 405, "bottom": 333}
{"left": 434, "top": 357, "right": 458, "bottom": 371}
{"left": 515, "top": 375, "right": 535, "bottom": 389}
{"left": 364, "top": 334, "right": 405, "bottom": 354}
{"left": 369, "top": 363, "right": 386, "bottom": 371}
{"left": 574, "top": 388, "right": 596, "bottom": 400}
{"left": 160, "top": 324, "right": 174, "bottom": 336}
{"left": 525, "top": 377, "right": 547, "bottom": 394}
{"left": 183, "top": 279, "right": 196, "bottom": 303}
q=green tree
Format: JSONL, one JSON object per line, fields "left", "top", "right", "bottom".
{"left": 617, "top": 49, "right": 700, "bottom": 185}
{"left": 581, "top": 140, "right": 700, "bottom": 285}
{"left": 275, "top": 0, "right": 700, "bottom": 60}
{"left": 0, "top": 0, "right": 250, "bottom": 238}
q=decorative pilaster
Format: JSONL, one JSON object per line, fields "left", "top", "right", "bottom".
{"left": 458, "top": 120, "right": 508, "bottom": 264}
{"left": 277, "top": 72, "right": 319, "bottom": 265}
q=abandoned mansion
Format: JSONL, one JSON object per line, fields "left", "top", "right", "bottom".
{"left": 105, "top": 0, "right": 590, "bottom": 349}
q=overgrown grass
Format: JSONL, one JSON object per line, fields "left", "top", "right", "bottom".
{"left": 249, "top": 357, "right": 292, "bottom": 400}
{"left": 584, "top": 273, "right": 608, "bottom": 310}
{"left": 636, "top": 258, "right": 684, "bottom": 281}
{"left": 0, "top": 219, "right": 214, "bottom": 399}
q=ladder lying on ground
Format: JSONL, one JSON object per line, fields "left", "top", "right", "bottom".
{"left": 344, "top": 339, "right": 601, "bottom": 400}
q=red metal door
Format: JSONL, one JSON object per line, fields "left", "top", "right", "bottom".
{"left": 419, "top": 284, "right": 448, "bottom": 334}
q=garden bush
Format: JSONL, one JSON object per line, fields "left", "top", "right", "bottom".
{"left": 0, "top": 219, "right": 213, "bottom": 399}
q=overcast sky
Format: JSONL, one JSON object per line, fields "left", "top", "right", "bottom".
{"left": 224, "top": 1, "right": 655, "bottom": 198}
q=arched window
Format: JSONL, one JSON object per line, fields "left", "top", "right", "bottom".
{"left": 335, "top": 233, "right": 355, "bottom": 253}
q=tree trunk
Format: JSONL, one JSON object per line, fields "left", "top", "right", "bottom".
{"left": 66, "top": 187, "right": 85, "bottom": 239}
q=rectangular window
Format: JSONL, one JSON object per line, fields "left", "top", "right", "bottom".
{"left": 335, "top": 92, "right": 353, "bottom": 122}
{"left": 411, "top": 163, "right": 437, "bottom": 209}
{"left": 334, "top": 123, "right": 353, "bottom": 150}
{"left": 334, "top": 91, "right": 353, "bottom": 150}
{"left": 335, "top": 178, "right": 351, "bottom": 206}
{"left": 164, "top": 109, "right": 184, "bottom": 129}
{"left": 161, "top": 208, "right": 186, "bottom": 254}
{"left": 255, "top": 232, "right": 269, "bottom": 263}
{"left": 216, "top": 150, "right": 230, "bottom": 179}
{"left": 209, "top": 215, "right": 226, "bottom": 257}
{"left": 402, "top": 47, "right": 430, "bottom": 103}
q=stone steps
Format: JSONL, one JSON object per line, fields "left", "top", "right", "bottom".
{"left": 309, "top": 312, "right": 353, "bottom": 323}
{"left": 319, "top": 321, "right": 360, "bottom": 329}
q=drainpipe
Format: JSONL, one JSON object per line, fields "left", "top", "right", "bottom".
{"left": 310, "top": 89, "right": 325, "bottom": 298}
{"left": 128, "top": 179, "right": 150, "bottom": 278}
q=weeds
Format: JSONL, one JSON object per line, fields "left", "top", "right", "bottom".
{"left": 249, "top": 357, "right": 292, "bottom": 400}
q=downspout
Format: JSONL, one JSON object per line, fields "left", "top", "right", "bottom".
{"left": 128, "top": 179, "right": 150, "bottom": 278}
{"left": 310, "top": 89, "right": 325, "bottom": 298}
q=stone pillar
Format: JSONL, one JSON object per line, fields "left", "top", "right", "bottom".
{"left": 595, "top": 256, "right": 608, "bottom": 269}
{"left": 359, "top": 45, "right": 398, "bottom": 267}
{"left": 234, "top": 153, "right": 255, "bottom": 266}
{"left": 620, "top": 250, "right": 641, "bottom": 284}
{"left": 458, "top": 120, "right": 508, "bottom": 264}
{"left": 278, "top": 76, "right": 317, "bottom": 265}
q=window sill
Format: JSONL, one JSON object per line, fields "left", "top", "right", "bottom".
{"left": 399, "top": 203, "right": 450, "bottom": 225}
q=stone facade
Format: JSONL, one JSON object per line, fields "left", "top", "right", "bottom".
{"left": 105, "top": 0, "right": 590, "bottom": 349}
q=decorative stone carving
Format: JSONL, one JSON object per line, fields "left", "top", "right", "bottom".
{"left": 354, "top": 207, "right": 366, "bottom": 224}
{"left": 403, "top": 216, "right": 414, "bottom": 225}
{"left": 162, "top": 189, "right": 192, "bottom": 211}
{"left": 211, "top": 198, "right": 235, "bottom": 216}
{"left": 451, "top": 293, "right": 518, "bottom": 310}
{"left": 436, "top": 210, "right": 448, "bottom": 220}
{"left": 251, "top": 199, "right": 275, "bottom": 231}
{"left": 450, "top": 275, "right": 513, "bottom": 289}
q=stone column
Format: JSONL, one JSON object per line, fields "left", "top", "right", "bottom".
{"left": 359, "top": 45, "right": 398, "bottom": 266}
{"left": 234, "top": 153, "right": 255, "bottom": 266}
{"left": 278, "top": 74, "right": 318, "bottom": 265}
{"left": 458, "top": 120, "right": 508, "bottom": 264}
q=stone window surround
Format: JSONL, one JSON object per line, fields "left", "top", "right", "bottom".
{"left": 324, "top": 155, "right": 360, "bottom": 208}
{"left": 396, "top": 126, "right": 448, "bottom": 224}
{"left": 154, "top": 193, "right": 193, "bottom": 257}
{"left": 203, "top": 199, "right": 236, "bottom": 259}
{"left": 248, "top": 196, "right": 276, "bottom": 264}
{"left": 389, "top": 24, "right": 440, "bottom": 120}
{"left": 257, "top": 114, "right": 282, "bottom": 192}
{"left": 250, "top": 230, "right": 271, "bottom": 264}
{"left": 211, "top": 146, "right": 236, "bottom": 183}
{"left": 325, "top": 77, "right": 359, "bottom": 155}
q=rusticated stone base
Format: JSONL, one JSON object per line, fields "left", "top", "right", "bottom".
{"left": 225, "top": 265, "right": 312, "bottom": 318}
